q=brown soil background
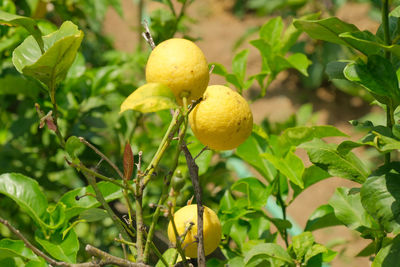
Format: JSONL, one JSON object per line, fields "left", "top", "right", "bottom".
{"left": 104, "top": 1, "right": 382, "bottom": 266}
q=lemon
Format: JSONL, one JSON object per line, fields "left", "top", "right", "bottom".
{"left": 168, "top": 204, "right": 221, "bottom": 258}
{"left": 189, "top": 85, "right": 253, "bottom": 150}
{"left": 146, "top": 38, "right": 209, "bottom": 105}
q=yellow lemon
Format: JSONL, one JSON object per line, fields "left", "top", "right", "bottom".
{"left": 146, "top": 38, "right": 209, "bottom": 105}
{"left": 189, "top": 85, "right": 253, "bottom": 150}
{"left": 167, "top": 204, "right": 221, "bottom": 258}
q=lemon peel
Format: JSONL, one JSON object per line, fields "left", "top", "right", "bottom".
{"left": 167, "top": 204, "right": 221, "bottom": 258}
{"left": 189, "top": 85, "right": 253, "bottom": 150}
{"left": 146, "top": 38, "right": 209, "bottom": 105}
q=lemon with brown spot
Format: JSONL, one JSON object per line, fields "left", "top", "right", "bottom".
{"left": 189, "top": 85, "right": 253, "bottom": 150}
{"left": 167, "top": 204, "right": 221, "bottom": 258}
{"left": 146, "top": 38, "right": 209, "bottom": 105}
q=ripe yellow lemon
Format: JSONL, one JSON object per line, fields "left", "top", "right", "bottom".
{"left": 167, "top": 204, "right": 221, "bottom": 258}
{"left": 189, "top": 85, "right": 253, "bottom": 150}
{"left": 146, "top": 38, "right": 209, "bottom": 105}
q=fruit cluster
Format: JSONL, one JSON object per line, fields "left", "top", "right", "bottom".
{"left": 121, "top": 38, "right": 254, "bottom": 258}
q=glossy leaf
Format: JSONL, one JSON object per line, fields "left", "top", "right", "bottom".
{"left": 0, "top": 239, "right": 39, "bottom": 261}
{"left": 300, "top": 139, "right": 368, "bottom": 183}
{"left": 236, "top": 134, "right": 277, "bottom": 182}
{"left": 329, "top": 187, "right": 377, "bottom": 232}
{"left": 59, "top": 181, "right": 123, "bottom": 221}
{"left": 13, "top": 21, "right": 84, "bottom": 91}
{"left": 120, "top": 83, "right": 178, "bottom": 113}
{"left": 293, "top": 17, "right": 359, "bottom": 47}
{"left": 244, "top": 243, "right": 294, "bottom": 266}
{"left": 231, "top": 178, "right": 270, "bottom": 210}
{"left": 361, "top": 173, "right": 400, "bottom": 234}
{"left": 35, "top": 229, "right": 79, "bottom": 263}
{"left": 262, "top": 151, "right": 304, "bottom": 188}
{"left": 0, "top": 10, "right": 44, "bottom": 53}
{"left": 0, "top": 173, "right": 48, "bottom": 227}
{"left": 343, "top": 55, "right": 400, "bottom": 106}
{"left": 305, "top": 204, "right": 342, "bottom": 231}
{"left": 338, "top": 31, "right": 383, "bottom": 56}
{"left": 280, "top": 125, "right": 347, "bottom": 147}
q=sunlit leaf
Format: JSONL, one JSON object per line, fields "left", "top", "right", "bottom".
{"left": 120, "top": 83, "right": 178, "bottom": 113}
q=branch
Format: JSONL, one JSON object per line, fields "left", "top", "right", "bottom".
{"left": 142, "top": 20, "right": 155, "bottom": 50}
{"left": 0, "top": 216, "right": 147, "bottom": 267}
{"left": 181, "top": 142, "right": 205, "bottom": 267}
{"left": 79, "top": 137, "right": 124, "bottom": 180}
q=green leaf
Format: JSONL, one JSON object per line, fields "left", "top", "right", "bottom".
{"left": 262, "top": 150, "right": 304, "bottom": 188}
{"left": 338, "top": 31, "right": 383, "bottom": 56}
{"left": 187, "top": 135, "right": 213, "bottom": 176}
{"left": 325, "top": 61, "right": 349, "bottom": 80}
{"left": 361, "top": 173, "right": 400, "bottom": 234}
{"left": 65, "top": 136, "right": 85, "bottom": 160}
{"left": 305, "top": 204, "right": 342, "bottom": 231}
{"left": 304, "top": 244, "right": 328, "bottom": 264}
{"left": 0, "top": 74, "right": 43, "bottom": 98}
{"left": 292, "top": 165, "right": 331, "bottom": 200}
{"left": 0, "top": 239, "right": 39, "bottom": 261}
{"left": 120, "top": 83, "right": 178, "bottom": 113}
{"left": 329, "top": 187, "right": 378, "bottom": 233}
{"left": 260, "top": 17, "right": 283, "bottom": 50}
{"left": 231, "top": 178, "right": 270, "bottom": 210}
{"left": 35, "top": 229, "right": 79, "bottom": 263}
{"left": 286, "top": 53, "right": 310, "bottom": 76}
{"left": 12, "top": 21, "right": 84, "bottom": 92}
{"left": 59, "top": 181, "right": 123, "bottom": 221}
{"left": 155, "top": 248, "right": 177, "bottom": 267}
{"left": 0, "top": 173, "right": 49, "bottom": 228}
{"left": 343, "top": 55, "right": 400, "bottom": 106}
{"left": 236, "top": 134, "right": 277, "bottom": 183}
{"left": 300, "top": 139, "right": 369, "bottom": 183}
{"left": 0, "top": 10, "right": 44, "bottom": 53}
{"left": 373, "top": 235, "right": 400, "bottom": 267}
{"left": 244, "top": 243, "right": 294, "bottom": 266}
{"left": 293, "top": 17, "right": 359, "bottom": 46}
{"left": 292, "top": 232, "right": 314, "bottom": 261}
{"left": 232, "top": 49, "right": 249, "bottom": 87}
{"left": 280, "top": 125, "right": 347, "bottom": 147}
{"left": 79, "top": 208, "right": 108, "bottom": 222}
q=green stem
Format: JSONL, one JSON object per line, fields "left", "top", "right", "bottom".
{"left": 382, "top": 0, "right": 394, "bottom": 164}
{"left": 165, "top": 0, "right": 177, "bottom": 17}
{"left": 85, "top": 173, "right": 132, "bottom": 242}
{"left": 276, "top": 177, "right": 289, "bottom": 248}
{"left": 168, "top": 208, "right": 189, "bottom": 267}
{"left": 49, "top": 85, "right": 66, "bottom": 148}
{"left": 70, "top": 162, "right": 125, "bottom": 189}
{"left": 143, "top": 110, "right": 182, "bottom": 186}
{"left": 143, "top": 108, "right": 189, "bottom": 262}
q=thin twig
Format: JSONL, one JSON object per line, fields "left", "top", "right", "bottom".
{"left": 79, "top": 137, "right": 124, "bottom": 180}
{"left": 0, "top": 216, "right": 60, "bottom": 266}
{"left": 84, "top": 172, "right": 133, "bottom": 242}
{"left": 142, "top": 19, "right": 155, "bottom": 50}
{"left": 194, "top": 146, "right": 209, "bottom": 161}
{"left": 0, "top": 216, "right": 145, "bottom": 267}
{"left": 181, "top": 142, "right": 205, "bottom": 267}
{"left": 86, "top": 245, "right": 151, "bottom": 267}
{"left": 168, "top": 206, "right": 189, "bottom": 266}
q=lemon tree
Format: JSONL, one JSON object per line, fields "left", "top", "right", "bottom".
{"left": 146, "top": 38, "right": 209, "bottom": 105}
{"left": 168, "top": 204, "right": 221, "bottom": 258}
{"left": 189, "top": 85, "right": 253, "bottom": 150}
